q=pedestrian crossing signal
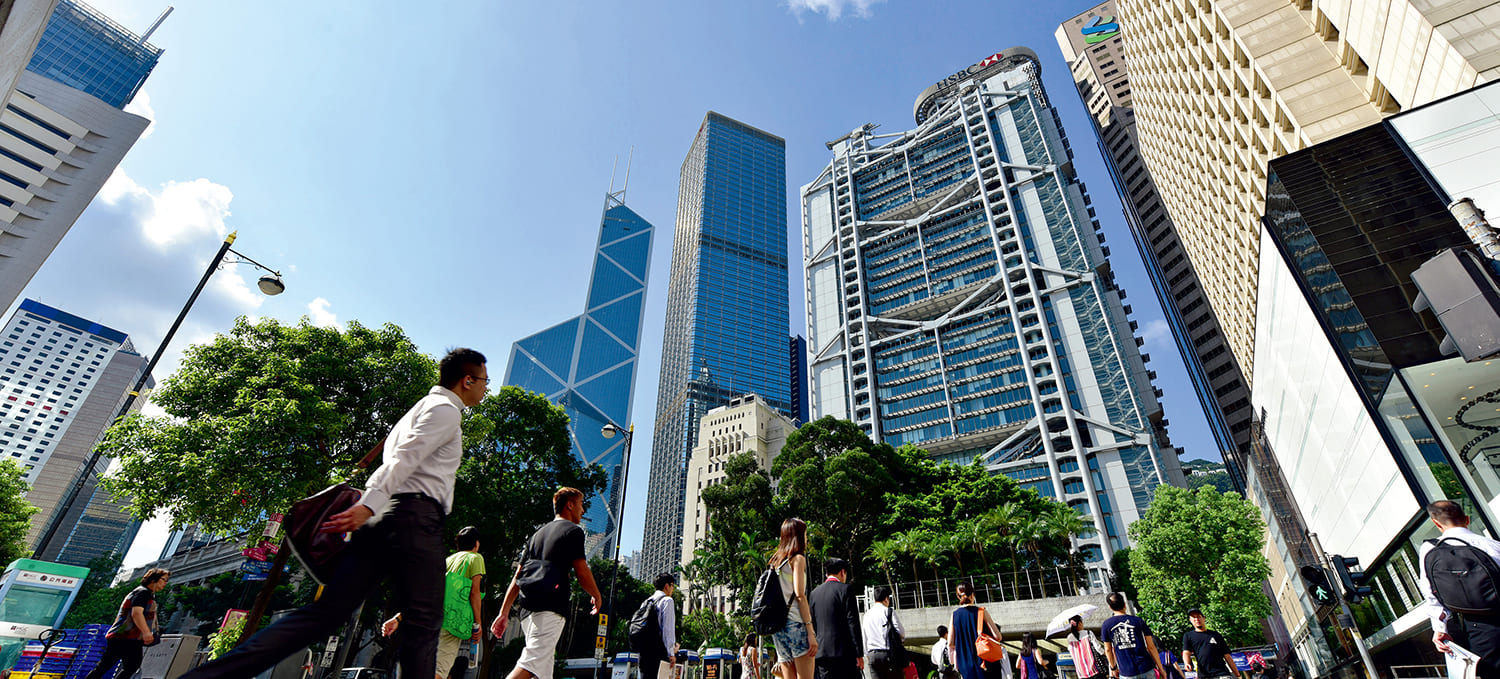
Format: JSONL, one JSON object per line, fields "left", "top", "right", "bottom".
{"left": 1299, "top": 566, "right": 1336, "bottom": 606}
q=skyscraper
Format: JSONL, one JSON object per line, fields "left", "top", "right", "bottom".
{"left": 3, "top": 299, "right": 148, "bottom": 564}
{"left": 504, "top": 188, "right": 654, "bottom": 557}
{"left": 1054, "top": 4, "right": 1252, "bottom": 480}
{"left": 640, "top": 112, "right": 790, "bottom": 578}
{"left": 789, "top": 335, "right": 809, "bottom": 424}
{"left": 0, "top": 0, "right": 158, "bottom": 311}
{"left": 802, "top": 49, "right": 1182, "bottom": 582}
{"left": 1114, "top": 0, "right": 1495, "bottom": 384}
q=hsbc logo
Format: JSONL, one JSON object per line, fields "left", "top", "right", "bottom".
{"left": 930, "top": 52, "right": 1006, "bottom": 91}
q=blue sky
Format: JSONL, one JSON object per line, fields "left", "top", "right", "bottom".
{"left": 22, "top": 0, "right": 1219, "bottom": 568}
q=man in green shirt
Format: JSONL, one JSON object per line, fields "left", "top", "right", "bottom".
{"left": 386, "top": 527, "right": 486, "bottom": 679}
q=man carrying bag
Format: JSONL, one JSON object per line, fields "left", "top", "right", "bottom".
{"left": 181, "top": 348, "right": 490, "bottom": 679}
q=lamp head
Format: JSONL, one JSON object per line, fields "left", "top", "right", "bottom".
{"left": 257, "top": 275, "right": 286, "bottom": 296}
{"left": 602, "top": 423, "right": 619, "bottom": 439}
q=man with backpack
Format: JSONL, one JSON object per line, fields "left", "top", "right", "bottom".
{"left": 1418, "top": 500, "right": 1500, "bottom": 677}
{"left": 860, "top": 587, "right": 906, "bottom": 679}
{"left": 631, "top": 574, "right": 679, "bottom": 679}
{"left": 381, "top": 526, "right": 486, "bottom": 679}
{"left": 492, "top": 487, "right": 602, "bottom": 679}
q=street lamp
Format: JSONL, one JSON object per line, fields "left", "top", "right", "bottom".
{"left": 32, "top": 231, "right": 285, "bottom": 556}
{"left": 596, "top": 421, "right": 634, "bottom": 679}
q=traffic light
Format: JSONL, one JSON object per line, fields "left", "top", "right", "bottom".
{"left": 1299, "top": 566, "right": 1336, "bottom": 606}
{"left": 1411, "top": 247, "right": 1500, "bottom": 361}
{"left": 1331, "top": 555, "right": 1373, "bottom": 605}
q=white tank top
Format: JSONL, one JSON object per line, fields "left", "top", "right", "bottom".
{"left": 777, "top": 557, "right": 802, "bottom": 623}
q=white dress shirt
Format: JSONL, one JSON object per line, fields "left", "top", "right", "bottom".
{"left": 931, "top": 637, "right": 948, "bottom": 667}
{"left": 360, "top": 386, "right": 465, "bottom": 514}
{"left": 861, "top": 602, "right": 905, "bottom": 653}
{"left": 1417, "top": 526, "right": 1500, "bottom": 633}
{"left": 653, "top": 591, "right": 678, "bottom": 656}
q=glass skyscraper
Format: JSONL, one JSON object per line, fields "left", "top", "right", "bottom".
{"left": 802, "top": 49, "right": 1182, "bottom": 582}
{"left": 26, "top": 0, "right": 162, "bottom": 109}
{"left": 504, "top": 191, "right": 654, "bottom": 558}
{"left": 640, "top": 112, "right": 790, "bottom": 578}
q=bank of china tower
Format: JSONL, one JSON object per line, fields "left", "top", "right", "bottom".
{"left": 801, "top": 48, "right": 1185, "bottom": 583}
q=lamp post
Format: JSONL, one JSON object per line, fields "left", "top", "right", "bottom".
{"left": 32, "top": 231, "right": 285, "bottom": 557}
{"left": 596, "top": 421, "right": 634, "bottom": 679}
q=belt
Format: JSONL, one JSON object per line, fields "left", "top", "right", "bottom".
{"left": 392, "top": 492, "right": 440, "bottom": 504}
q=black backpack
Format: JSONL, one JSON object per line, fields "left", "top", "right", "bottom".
{"left": 1425, "top": 537, "right": 1500, "bottom": 615}
{"left": 629, "top": 594, "right": 665, "bottom": 655}
{"left": 751, "top": 562, "right": 791, "bottom": 634}
{"left": 883, "top": 607, "right": 907, "bottom": 667}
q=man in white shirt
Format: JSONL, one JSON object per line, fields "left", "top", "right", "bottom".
{"left": 638, "top": 574, "right": 679, "bottom": 679}
{"left": 183, "top": 348, "right": 489, "bottom": 679}
{"left": 861, "top": 587, "right": 906, "bottom": 679}
{"left": 1418, "top": 500, "right": 1500, "bottom": 678}
{"left": 931, "top": 625, "right": 956, "bottom": 679}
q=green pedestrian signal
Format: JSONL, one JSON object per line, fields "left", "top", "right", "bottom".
{"left": 1300, "top": 566, "right": 1336, "bottom": 606}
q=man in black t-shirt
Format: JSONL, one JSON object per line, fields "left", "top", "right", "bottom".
{"left": 1181, "top": 610, "right": 1242, "bottom": 679}
{"left": 491, "top": 487, "right": 601, "bottom": 679}
{"left": 83, "top": 568, "right": 170, "bottom": 679}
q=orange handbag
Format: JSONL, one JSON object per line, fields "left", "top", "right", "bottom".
{"left": 975, "top": 607, "right": 1005, "bottom": 662}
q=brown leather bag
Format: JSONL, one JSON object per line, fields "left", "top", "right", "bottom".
{"left": 283, "top": 439, "right": 385, "bottom": 585}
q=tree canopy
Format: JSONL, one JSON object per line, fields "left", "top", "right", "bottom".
{"left": 99, "top": 318, "right": 436, "bottom": 535}
{"left": 0, "top": 459, "right": 36, "bottom": 570}
{"left": 1127, "top": 485, "right": 1272, "bottom": 646}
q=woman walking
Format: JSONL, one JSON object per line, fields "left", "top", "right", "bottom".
{"left": 948, "top": 583, "right": 1008, "bottom": 679}
{"left": 768, "top": 518, "right": 817, "bottom": 679}
{"left": 1014, "top": 633, "right": 1047, "bottom": 679}
{"left": 739, "top": 633, "right": 762, "bottom": 679}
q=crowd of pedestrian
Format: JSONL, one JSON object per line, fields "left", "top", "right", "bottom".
{"left": 82, "top": 345, "right": 1499, "bottom": 679}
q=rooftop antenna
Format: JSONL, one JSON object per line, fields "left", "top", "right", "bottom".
{"left": 606, "top": 148, "right": 633, "bottom": 207}
{"left": 621, "top": 146, "right": 634, "bottom": 201}
{"left": 140, "top": 6, "right": 173, "bottom": 43}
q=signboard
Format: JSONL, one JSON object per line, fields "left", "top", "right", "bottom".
{"left": 241, "top": 539, "right": 280, "bottom": 562}
{"left": 16, "top": 570, "right": 80, "bottom": 588}
{"left": 240, "top": 560, "right": 273, "bottom": 581}
{"left": 264, "top": 514, "right": 284, "bottom": 537}
{"left": 705, "top": 661, "right": 720, "bottom": 679}
{"left": 1082, "top": 15, "right": 1120, "bottom": 44}
{"left": 319, "top": 636, "right": 339, "bottom": 668}
{"left": 221, "top": 609, "right": 249, "bottom": 632}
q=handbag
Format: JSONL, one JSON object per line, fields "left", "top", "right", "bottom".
{"left": 975, "top": 608, "right": 1005, "bottom": 663}
{"left": 903, "top": 663, "right": 919, "bottom": 679}
{"left": 284, "top": 438, "right": 385, "bottom": 585}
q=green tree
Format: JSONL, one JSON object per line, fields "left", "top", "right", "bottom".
{"left": 98, "top": 318, "right": 436, "bottom": 536}
{"left": 693, "top": 452, "right": 777, "bottom": 607}
{"left": 680, "top": 607, "right": 738, "bottom": 649}
{"left": 772, "top": 417, "right": 901, "bottom": 567}
{"left": 0, "top": 459, "right": 36, "bottom": 569}
{"left": 1127, "top": 486, "right": 1272, "bottom": 645}
{"left": 1186, "top": 472, "right": 1235, "bottom": 494}
{"left": 448, "top": 386, "right": 608, "bottom": 572}
{"left": 1110, "top": 547, "right": 1137, "bottom": 601}
{"left": 563, "top": 558, "right": 652, "bottom": 659}
{"left": 60, "top": 552, "right": 124, "bottom": 628}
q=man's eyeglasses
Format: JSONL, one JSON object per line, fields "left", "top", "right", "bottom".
{"left": 470, "top": 375, "right": 491, "bottom": 384}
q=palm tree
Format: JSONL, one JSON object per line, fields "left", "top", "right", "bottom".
{"left": 870, "top": 538, "right": 901, "bottom": 589}
{"left": 983, "top": 503, "right": 1022, "bottom": 572}
{"left": 1044, "top": 505, "right": 1091, "bottom": 594}
{"left": 893, "top": 530, "right": 923, "bottom": 584}
{"left": 915, "top": 530, "right": 946, "bottom": 581}
{"left": 1014, "top": 515, "right": 1050, "bottom": 596}
{"left": 939, "top": 530, "right": 967, "bottom": 575}
{"left": 960, "top": 516, "right": 994, "bottom": 573}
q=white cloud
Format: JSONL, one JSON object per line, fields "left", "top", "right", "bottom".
{"left": 785, "top": 0, "right": 884, "bottom": 20}
{"left": 1140, "top": 318, "right": 1173, "bottom": 355}
{"left": 307, "top": 297, "right": 340, "bottom": 329}
{"left": 124, "top": 90, "right": 155, "bottom": 140}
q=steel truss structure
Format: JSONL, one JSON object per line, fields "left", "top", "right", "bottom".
{"left": 801, "top": 49, "right": 1183, "bottom": 581}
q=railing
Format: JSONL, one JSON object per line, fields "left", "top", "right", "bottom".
{"left": 1389, "top": 665, "right": 1446, "bottom": 679}
{"left": 874, "top": 567, "right": 1096, "bottom": 610}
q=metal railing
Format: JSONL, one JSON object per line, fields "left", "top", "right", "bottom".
{"left": 874, "top": 567, "right": 1096, "bottom": 610}
{"left": 1389, "top": 665, "right": 1446, "bottom": 679}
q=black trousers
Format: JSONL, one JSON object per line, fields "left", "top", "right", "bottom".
{"left": 82, "top": 637, "right": 143, "bottom": 679}
{"left": 181, "top": 495, "right": 446, "bottom": 679}
{"left": 1451, "top": 613, "right": 1500, "bottom": 679}
{"left": 815, "top": 657, "right": 860, "bottom": 679}
{"left": 866, "top": 650, "right": 904, "bottom": 679}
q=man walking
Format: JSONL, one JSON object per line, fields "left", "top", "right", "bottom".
{"left": 1100, "top": 593, "right": 1164, "bottom": 679}
{"left": 382, "top": 526, "right": 487, "bottom": 679}
{"left": 635, "top": 574, "right": 679, "bottom": 679}
{"left": 1181, "top": 610, "right": 1240, "bottom": 679}
{"left": 183, "top": 348, "right": 489, "bottom": 679}
{"left": 492, "top": 487, "right": 603, "bottom": 679}
{"left": 1419, "top": 500, "right": 1500, "bottom": 678}
{"left": 861, "top": 587, "right": 905, "bottom": 679}
{"left": 1065, "top": 615, "right": 1107, "bottom": 679}
{"left": 808, "top": 558, "right": 862, "bottom": 679}
{"left": 82, "top": 569, "right": 169, "bottom": 679}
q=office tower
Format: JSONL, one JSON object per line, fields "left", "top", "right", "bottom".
{"left": 0, "top": 0, "right": 157, "bottom": 312}
{"left": 679, "top": 393, "right": 796, "bottom": 611}
{"left": 802, "top": 49, "right": 1182, "bottom": 583}
{"left": 1248, "top": 80, "right": 1500, "bottom": 671}
{"left": 640, "top": 112, "right": 790, "bottom": 578}
{"left": 789, "top": 336, "right": 809, "bottom": 424}
{"left": 504, "top": 188, "right": 654, "bottom": 557}
{"left": 1115, "top": 0, "right": 1495, "bottom": 383}
{"left": 0, "top": 299, "right": 147, "bottom": 560}
{"left": 1055, "top": 4, "right": 1252, "bottom": 483}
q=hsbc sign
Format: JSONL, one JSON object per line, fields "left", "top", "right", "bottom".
{"left": 930, "top": 52, "right": 1006, "bottom": 91}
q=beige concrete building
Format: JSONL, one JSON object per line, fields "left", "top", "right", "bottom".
{"left": 1116, "top": 0, "right": 1497, "bottom": 382}
{"left": 679, "top": 393, "right": 796, "bottom": 611}
{"left": 1056, "top": 4, "right": 1255, "bottom": 478}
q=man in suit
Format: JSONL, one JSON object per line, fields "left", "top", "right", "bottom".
{"left": 808, "top": 558, "right": 863, "bottom": 679}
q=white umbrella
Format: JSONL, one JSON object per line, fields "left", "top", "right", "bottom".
{"left": 1045, "top": 604, "right": 1100, "bottom": 637}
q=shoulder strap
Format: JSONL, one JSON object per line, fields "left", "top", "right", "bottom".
{"left": 356, "top": 437, "right": 386, "bottom": 469}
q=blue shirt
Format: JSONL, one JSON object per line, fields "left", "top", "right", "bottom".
{"left": 1101, "top": 614, "right": 1154, "bottom": 677}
